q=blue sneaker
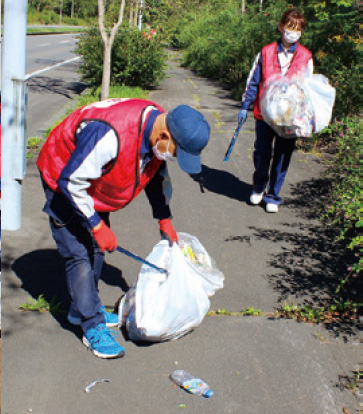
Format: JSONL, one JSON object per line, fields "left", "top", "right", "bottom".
{"left": 68, "top": 306, "right": 119, "bottom": 328}
{"left": 83, "top": 323, "right": 125, "bottom": 359}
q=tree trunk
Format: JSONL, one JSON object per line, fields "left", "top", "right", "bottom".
{"left": 71, "top": 0, "right": 74, "bottom": 18}
{"left": 129, "top": 1, "right": 134, "bottom": 26}
{"left": 101, "top": 38, "right": 112, "bottom": 100}
{"left": 98, "top": 0, "right": 126, "bottom": 100}
{"left": 259, "top": 0, "right": 263, "bottom": 12}
{"left": 133, "top": 1, "right": 139, "bottom": 27}
{"left": 241, "top": 0, "right": 246, "bottom": 14}
{"left": 59, "top": 0, "right": 64, "bottom": 24}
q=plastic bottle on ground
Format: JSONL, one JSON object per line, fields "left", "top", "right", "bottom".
{"left": 169, "top": 370, "right": 214, "bottom": 398}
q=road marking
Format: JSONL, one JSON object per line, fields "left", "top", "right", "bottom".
{"left": 59, "top": 40, "right": 71, "bottom": 44}
{"left": 24, "top": 56, "right": 82, "bottom": 80}
{"left": 40, "top": 43, "right": 51, "bottom": 47}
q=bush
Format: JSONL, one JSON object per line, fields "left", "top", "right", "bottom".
{"left": 318, "top": 117, "right": 362, "bottom": 291}
{"left": 173, "top": 0, "right": 359, "bottom": 116}
{"left": 175, "top": 1, "right": 288, "bottom": 96}
{"left": 75, "top": 26, "right": 167, "bottom": 89}
{"left": 303, "top": 1, "right": 360, "bottom": 119}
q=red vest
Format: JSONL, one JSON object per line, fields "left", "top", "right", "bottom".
{"left": 254, "top": 42, "right": 312, "bottom": 120}
{"left": 37, "top": 99, "right": 165, "bottom": 212}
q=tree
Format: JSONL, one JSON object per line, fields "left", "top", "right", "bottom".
{"left": 59, "top": 0, "right": 64, "bottom": 23}
{"left": 241, "top": 0, "right": 246, "bottom": 14}
{"left": 98, "top": 0, "right": 126, "bottom": 100}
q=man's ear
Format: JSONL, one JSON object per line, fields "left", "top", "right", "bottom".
{"left": 159, "top": 129, "right": 172, "bottom": 141}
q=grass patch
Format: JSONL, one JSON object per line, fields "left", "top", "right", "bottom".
{"left": 207, "top": 300, "right": 361, "bottom": 325}
{"left": 26, "top": 136, "right": 44, "bottom": 159}
{"left": 27, "top": 27, "right": 86, "bottom": 34}
{"left": 208, "top": 306, "right": 263, "bottom": 317}
{"left": 19, "top": 294, "right": 62, "bottom": 314}
{"left": 77, "top": 85, "right": 148, "bottom": 108}
{"left": 277, "top": 300, "right": 361, "bottom": 324}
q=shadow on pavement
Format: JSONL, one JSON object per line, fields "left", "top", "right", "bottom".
{"left": 226, "top": 177, "right": 360, "bottom": 340}
{"left": 28, "top": 75, "right": 87, "bottom": 98}
{"left": 190, "top": 164, "right": 252, "bottom": 202}
{"left": 11, "top": 249, "right": 129, "bottom": 335}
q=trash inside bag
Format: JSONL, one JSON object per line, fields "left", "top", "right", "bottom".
{"left": 118, "top": 233, "right": 224, "bottom": 342}
{"left": 260, "top": 73, "right": 335, "bottom": 138}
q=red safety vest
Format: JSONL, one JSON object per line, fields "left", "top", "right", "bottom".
{"left": 254, "top": 42, "right": 312, "bottom": 120}
{"left": 37, "top": 99, "right": 165, "bottom": 212}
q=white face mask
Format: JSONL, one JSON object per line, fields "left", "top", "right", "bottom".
{"left": 283, "top": 30, "right": 301, "bottom": 44}
{"left": 152, "top": 137, "right": 176, "bottom": 162}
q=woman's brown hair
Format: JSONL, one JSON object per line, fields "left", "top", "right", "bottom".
{"left": 279, "top": 9, "right": 306, "bottom": 31}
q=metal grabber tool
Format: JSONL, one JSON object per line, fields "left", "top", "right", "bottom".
{"left": 116, "top": 246, "right": 168, "bottom": 275}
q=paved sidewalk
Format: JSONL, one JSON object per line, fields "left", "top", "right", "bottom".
{"left": 2, "top": 52, "right": 359, "bottom": 414}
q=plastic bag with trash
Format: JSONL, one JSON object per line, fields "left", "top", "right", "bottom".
{"left": 260, "top": 73, "right": 335, "bottom": 138}
{"left": 118, "top": 233, "right": 224, "bottom": 342}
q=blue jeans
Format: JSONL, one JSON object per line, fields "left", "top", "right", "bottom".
{"left": 253, "top": 120, "right": 296, "bottom": 205}
{"left": 42, "top": 182, "right": 108, "bottom": 333}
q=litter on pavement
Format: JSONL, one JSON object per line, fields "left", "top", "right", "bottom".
{"left": 84, "top": 378, "right": 111, "bottom": 393}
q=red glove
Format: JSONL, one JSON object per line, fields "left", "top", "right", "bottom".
{"left": 91, "top": 220, "right": 118, "bottom": 252}
{"left": 159, "top": 219, "right": 178, "bottom": 246}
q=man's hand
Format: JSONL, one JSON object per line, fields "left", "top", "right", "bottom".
{"left": 91, "top": 220, "right": 118, "bottom": 252}
{"left": 159, "top": 219, "right": 178, "bottom": 247}
{"left": 238, "top": 109, "right": 248, "bottom": 124}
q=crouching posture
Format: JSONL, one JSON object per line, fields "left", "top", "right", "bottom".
{"left": 37, "top": 99, "right": 210, "bottom": 358}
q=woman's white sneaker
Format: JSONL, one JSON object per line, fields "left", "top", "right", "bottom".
{"left": 250, "top": 192, "right": 263, "bottom": 205}
{"left": 266, "top": 203, "right": 279, "bottom": 213}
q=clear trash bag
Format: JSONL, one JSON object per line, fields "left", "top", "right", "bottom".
{"left": 260, "top": 73, "right": 335, "bottom": 138}
{"left": 118, "top": 233, "right": 224, "bottom": 342}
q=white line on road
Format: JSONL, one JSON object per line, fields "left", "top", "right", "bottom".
{"left": 59, "top": 40, "right": 71, "bottom": 44}
{"left": 24, "top": 56, "right": 82, "bottom": 80}
{"left": 40, "top": 43, "right": 51, "bottom": 47}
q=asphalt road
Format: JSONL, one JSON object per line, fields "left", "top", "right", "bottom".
{"left": 25, "top": 33, "right": 85, "bottom": 139}
{"left": 26, "top": 33, "right": 79, "bottom": 74}
{"left": 2, "top": 50, "right": 360, "bottom": 414}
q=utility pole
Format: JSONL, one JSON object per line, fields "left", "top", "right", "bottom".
{"left": 1, "top": 0, "right": 28, "bottom": 230}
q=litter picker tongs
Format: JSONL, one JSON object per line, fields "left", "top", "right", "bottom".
{"left": 223, "top": 118, "right": 245, "bottom": 162}
{"left": 116, "top": 246, "right": 168, "bottom": 274}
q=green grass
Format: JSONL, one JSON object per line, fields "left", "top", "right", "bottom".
{"left": 27, "top": 27, "right": 86, "bottom": 34}
{"left": 19, "top": 294, "right": 62, "bottom": 314}
{"left": 77, "top": 85, "right": 148, "bottom": 108}
{"left": 26, "top": 136, "right": 44, "bottom": 159}
{"left": 208, "top": 306, "right": 263, "bottom": 317}
{"left": 207, "top": 300, "right": 361, "bottom": 325}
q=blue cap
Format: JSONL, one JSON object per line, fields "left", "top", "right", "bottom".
{"left": 166, "top": 105, "right": 210, "bottom": 174}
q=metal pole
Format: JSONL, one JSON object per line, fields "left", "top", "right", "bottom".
{"left": 0, "top": 1, "right": 2, "bottom": 87}
{"left": 1, "top": 0, "right": 28, "bottom": 230}
{"left": 138, "top": 0, "right": 143, "bottom": 31}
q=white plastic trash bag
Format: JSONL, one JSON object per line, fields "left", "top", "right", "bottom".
{"left": 304, "top": 74, "right": 336, "bottom": 133}
{"left": 118, "top": 233, "right": 224, "bottom": 342}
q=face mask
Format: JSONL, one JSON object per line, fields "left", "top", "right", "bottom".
{"left": 152, "top": 137, "right": 176, "bottom": 162}
{"left": 283, "top": 30, "right": 301, "bottom": 44}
